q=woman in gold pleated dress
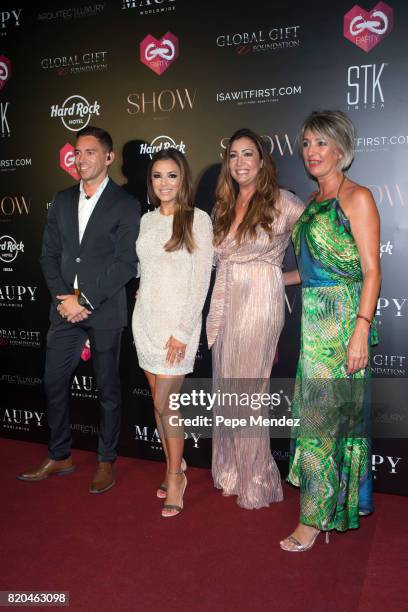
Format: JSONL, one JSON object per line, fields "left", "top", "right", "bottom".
{"left": 207, "top": 128, "right": 304, "bottom": 509}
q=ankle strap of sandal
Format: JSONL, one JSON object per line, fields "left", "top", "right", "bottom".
{"left": 167, "top": 469, "right": 183, "bottom": 475}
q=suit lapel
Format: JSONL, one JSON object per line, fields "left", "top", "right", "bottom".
{"left": 69, "top": 185, "right": 80, "bottom": 251}
{"left": 79, "top": 178, "right": 116, "bottom": 252}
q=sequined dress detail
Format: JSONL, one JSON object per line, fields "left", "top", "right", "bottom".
{"left": 132, "top": 207, "right": 213, "bottom": 375}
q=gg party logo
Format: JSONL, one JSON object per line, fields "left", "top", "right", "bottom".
{"left": 140, "top": 32, "right": 179, "bottom": 75}
{"left": 0, "top": 56, "right": 12, "bottom": 91}
{"left": 59, "top": 143, "right": 80, "bottom": 181}
{"left": 344, "top": 2, "right": 394, "bottom": 52}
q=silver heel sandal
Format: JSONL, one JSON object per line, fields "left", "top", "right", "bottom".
{"left": 280, "top": 529, "right": 330, "bottom": 552}
{"left": 156, "top": 458, "right": 187, "bottom": 499}
{"left": 161, "top": 469, "right": 187, "bottom": 518}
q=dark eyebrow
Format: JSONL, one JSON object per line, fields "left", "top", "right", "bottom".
{"left": 230, "top": 147, "right": 255, "bottom": 153}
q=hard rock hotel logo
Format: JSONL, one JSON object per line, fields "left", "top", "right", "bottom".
{"left": 220, "top": 133, "right": 296, "bottom": 158}
{"left": 216, "top": 26, "right": 300, "bottom": 54}
{"left": 347, "top": 63, "right": 387, "bottom": 111}
{"left": 127, "top": 87, "right": 196, "bottom": 117}
{"left": 139, "top": 135, "right": 186, "bottom": 158}
{"left": 140, "top": 32, "right": 178, "bottom": 75}
{"left": 50, "top": 95, "right": 101, "bottom": 131}
{"left": 344, "top": 2, "right": 394, "bottom": 52}
{"left": 0, "top": 234, "right": 24, "bottom": 271}
{"left": 380, "top": 241, "right": 393, "bottom": 258}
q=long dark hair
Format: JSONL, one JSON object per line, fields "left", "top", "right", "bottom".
{"left": 212, "top": 128, "right": 280, "bottom": 245}
{"left": 147, "top": 148, "right": 196, "bottom": 253}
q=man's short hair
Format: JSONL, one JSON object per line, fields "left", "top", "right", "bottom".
{"left": 76, "top": 126, "right": 113, "bottom": 153}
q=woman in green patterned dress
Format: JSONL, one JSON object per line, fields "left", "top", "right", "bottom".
{"left": 280, "top": 111, "right": 381, "bottom": 552}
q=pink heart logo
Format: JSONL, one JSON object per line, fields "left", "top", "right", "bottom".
{"left": 344, "top": 2, "right": 394, "bottom": 52}
{"left": 0, "top": 55, "right": 12, "bottom": 91}
{"left": 140, "top": 32, "right": 179, "bottom": 75}
{"left": 59, "top": 143, "right": 80, "bottom": 181}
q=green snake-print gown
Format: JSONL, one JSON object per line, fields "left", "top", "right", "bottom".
{"left": 288, "top": 196, "right": 377, "bottom": 531}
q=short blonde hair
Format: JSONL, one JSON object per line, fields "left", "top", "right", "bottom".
{"left": 299, "top": 110, "right": 356, "bottom": 170}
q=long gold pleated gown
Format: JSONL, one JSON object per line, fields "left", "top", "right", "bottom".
{"left": 207, "top": 189, "right": 304, "bottom": 509}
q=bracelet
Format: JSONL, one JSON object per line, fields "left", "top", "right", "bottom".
{"left": 356, "top": 313, "right": 371, "bottom": 326}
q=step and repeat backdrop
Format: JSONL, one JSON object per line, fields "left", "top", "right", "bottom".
{"left": 1, "top": 0, "right": 407, "bottom": 494}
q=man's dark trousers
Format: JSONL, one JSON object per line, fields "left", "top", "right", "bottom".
{"left": 45, "top": 321, "right": 123, "bottom": 462}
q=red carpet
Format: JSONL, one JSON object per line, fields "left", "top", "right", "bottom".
{"left": 1, "top": 439, "right": 407, "bottom": 611}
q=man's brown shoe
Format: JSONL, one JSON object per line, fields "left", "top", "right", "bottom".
{"left": 89, "top": 461, "right": 115, "bottom": 494}
{"left": 17, "top": 457, "right": 75, "bottom": 482}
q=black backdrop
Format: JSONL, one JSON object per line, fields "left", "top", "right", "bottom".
{"left": 1, "top": 0, "right": 407, "bottom": 495}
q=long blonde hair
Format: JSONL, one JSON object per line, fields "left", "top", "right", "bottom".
{"left": 147, "top": 148, "right": 196, "bottom": 253}
{"left": 213, "top": 128, "right": 280, "bottom": 245}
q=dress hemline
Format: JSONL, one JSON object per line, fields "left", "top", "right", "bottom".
{"left": 138, "top": 361, "right": 194, "bottom": 376}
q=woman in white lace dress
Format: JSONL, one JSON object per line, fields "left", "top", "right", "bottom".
{"left": 132, "top": 148, "right": 213, "bottom": 517}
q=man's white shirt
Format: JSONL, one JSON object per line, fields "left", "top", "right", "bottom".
{"left": 73, "top": 175, "right": 109, "bottom": 303}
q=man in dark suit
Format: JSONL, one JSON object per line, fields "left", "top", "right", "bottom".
{"left": 17, "top": 126, "right": 140, "bottom": 494}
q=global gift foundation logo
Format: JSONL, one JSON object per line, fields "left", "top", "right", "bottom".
{"left": 0, "top": 328, "right": 41, "bottom": 349}
{"left": 344, "top": 2, "right": 394, "bottom": 52}
{"left": 0, "top": 55, "right": 11, "bottom": 91}
{"left": 59, "top": 143, "right": 80, "bottom": 180}
{"left": 140, "top": 32, "right": 178, "bottom": 75}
